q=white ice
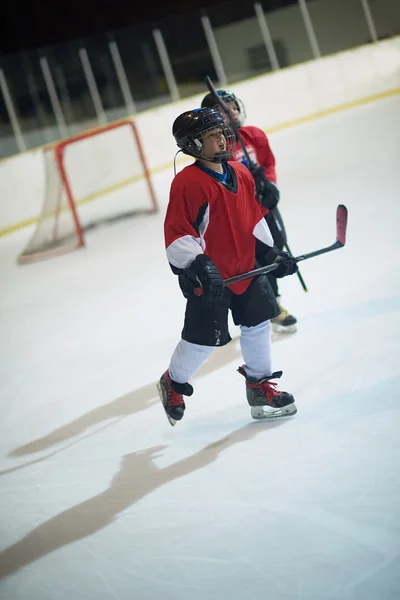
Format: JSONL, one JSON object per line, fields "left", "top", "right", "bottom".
{"left": 0, "top": 95, "right": 400, "bottom": 600}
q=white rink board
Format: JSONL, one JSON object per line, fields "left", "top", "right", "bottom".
{"left": 0, "top": 37, "right": 399, "bottom": 235}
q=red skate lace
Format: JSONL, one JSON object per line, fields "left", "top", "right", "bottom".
{"left": 166, "top": 374, "right": 185, "bottom": 407}
{"left": 168, "top": 389, "right": 184, "bottom": 407}
{"left": 246, "top": 379, "right": 280, "bottom": 403}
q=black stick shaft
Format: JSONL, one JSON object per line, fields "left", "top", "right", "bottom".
{"left": 205, "top": 76, "right": 308, "bottom": 292}
{"left": 281, "top": 240, "right": 308, "bottom": 292}
{"left": 221, "top": 241, "right": 344, "bottom": 287}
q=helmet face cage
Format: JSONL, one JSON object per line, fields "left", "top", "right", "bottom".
{"left": 195, "top": 122, "right": 236, "bottom": 163}
{"left": 202, "top": 90, "right": 246, "bottom": 127}
{"left": 173, "top": 108, "right": 236, "bottom": 163}
{"left": 231, "top": 97, "right": 246, "bottom": 127}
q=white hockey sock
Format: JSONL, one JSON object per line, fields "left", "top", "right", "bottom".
{"left": 239, "top": 320, "right": 273, "bottom": 381}
{"left": 169, "top": 339, "right": 214, "bottom": 384}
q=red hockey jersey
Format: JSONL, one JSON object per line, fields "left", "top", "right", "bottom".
{"left": 164, "top": 161, "right": 274, "bottom": 295}
{"left": 230, "top": 125, "right": 277, "bottom": 183}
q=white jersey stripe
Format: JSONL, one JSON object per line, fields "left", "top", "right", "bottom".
{"left": 166, "top": 235, "right": 204, "bottom": 269}
{"left": 253, "top": 216, "right": 274, "bottom": 248}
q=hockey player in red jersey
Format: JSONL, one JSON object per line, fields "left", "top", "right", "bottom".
{"left": 201, "top": 90, "right": 297, "bottom": 334}
{"left": 158, "top": 107, "right": 298, "bottom": 426}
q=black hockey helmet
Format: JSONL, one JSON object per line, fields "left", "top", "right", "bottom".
{"left": 201, "top": 90, "right": 246, "bottom": 127}
{"left": 172, "top": 107, "right": 235, "bottom": 163}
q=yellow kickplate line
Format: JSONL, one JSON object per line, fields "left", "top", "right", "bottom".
{"left": 264, "top": 87, "right": 400, "bottom": 134}
{"left": 1, "top": 86, "right": 399, "bottom": 238}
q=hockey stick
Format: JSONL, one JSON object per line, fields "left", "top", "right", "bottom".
{"left": 205, "top": 75, "right": 308, "bottom": 292}
{"left": 194, "top": 205, "right": 347, "bottom": 294}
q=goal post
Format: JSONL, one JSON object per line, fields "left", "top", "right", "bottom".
{"left": 18, "top": 119, "right": 158, "bottom": 264}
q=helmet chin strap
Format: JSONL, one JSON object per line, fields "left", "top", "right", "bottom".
{"left": 212, "top": 153, "right": 228, "bottom": 163}
{"left": 201, "top": 151, "right": 227, "bottom": 164}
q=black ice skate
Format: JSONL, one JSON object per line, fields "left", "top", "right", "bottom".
{"left": 271, "top": 300, "right": 297, "bottom": 334}
{"left": 157, "top": 370, "right": 193, "bottom": 426}
{"left": 238, "top": 366, "right": 297, "bottom": 420}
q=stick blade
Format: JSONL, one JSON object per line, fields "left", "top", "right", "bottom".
{"left": 336, "top": 204, "right": 348, "bottom": 246}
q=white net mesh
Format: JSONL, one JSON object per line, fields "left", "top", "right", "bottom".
{"left": 18, "top": 120, "right": 156, "bottom": 264}
{"left": 18, "top": 150, "right": 81, "bottom": 262}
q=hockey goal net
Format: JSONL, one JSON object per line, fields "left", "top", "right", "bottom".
{"left": 18, "top": 119, "right": 157, "bottom": 264}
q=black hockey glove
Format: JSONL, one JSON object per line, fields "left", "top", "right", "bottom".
{"left": 260, "top": 247, "right": 298, "bottom": 279}
{"left": 250, "top": 165, "right": 280, "bottom": 210}
{"left": 179, "top": 254, "right": 224, "bottom": 302}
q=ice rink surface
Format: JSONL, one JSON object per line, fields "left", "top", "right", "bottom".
{"left": 1, "top": 94, "right": 400, "bottom": 600}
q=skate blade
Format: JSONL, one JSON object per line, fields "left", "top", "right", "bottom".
{"left": 271, "top": 323, "right": 297, "bottom": 334}
{"left": 251, "top": 403, "right": 297, "bottom": 420}
{"left": 157, "top": 382, "right": 177, "bottom": 427}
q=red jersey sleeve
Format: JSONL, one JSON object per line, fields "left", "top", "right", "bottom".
{"left": 164, "top": 169, "right": 205, "bottom": 269}
{"left": 249, "top": 126, "right": 277, "bottom": 183}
